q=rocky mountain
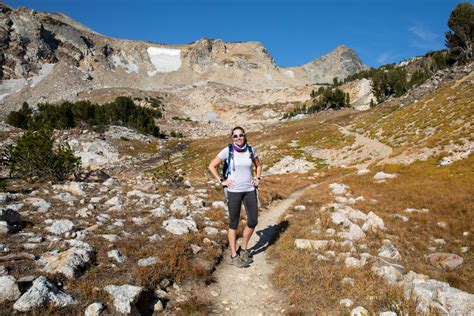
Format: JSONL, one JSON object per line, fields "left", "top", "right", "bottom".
{"left": 0, "top": 3, "right": 367, "bottom": 122}
{"left": 288, "top": 45, "right": 367, "bottom": 84}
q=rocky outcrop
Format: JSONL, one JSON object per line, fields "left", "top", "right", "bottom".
{"left": 289, "top": 45, "right": 367, "bottom": 84}
{"left": 13, "top": 276, "right": 76, "bottom": 312}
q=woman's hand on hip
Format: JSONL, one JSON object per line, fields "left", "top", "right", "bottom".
{"left": 251, "top": 177, "right": 260, "bottom": 187}
{"left": 222, "top": 179, "right": 234, "bottom": 188}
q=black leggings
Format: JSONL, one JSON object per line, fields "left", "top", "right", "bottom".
{"left": 227, "top": 190, "right": 258, "bottom": 230}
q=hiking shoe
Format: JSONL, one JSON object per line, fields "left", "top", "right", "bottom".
{"left": 230, "top": 255, "right": 249, "bottom": 268}
{"left": 239, "top": 248, "right": 254, "bottom": 264}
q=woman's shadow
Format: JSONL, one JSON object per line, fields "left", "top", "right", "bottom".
{"left": 249, "top": 220, "right": 289, "bottom": 256}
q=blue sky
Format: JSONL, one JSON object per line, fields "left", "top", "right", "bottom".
{"left": 3, "top": 0, "right": 465, "bottom": 67}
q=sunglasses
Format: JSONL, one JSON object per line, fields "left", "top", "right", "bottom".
{"left": 232, "top": 133, "right": 245, "bottom": 139}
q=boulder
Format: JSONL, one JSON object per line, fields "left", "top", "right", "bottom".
{"left": 85, "top": 302, "right": 105, "bottom": 316}
{"left": 137, "top": 257, "right": 157, "bottom": 267}
{"left": 331, "top": 212, "right": 351, "bottom": 228}
{"left": 204, "top": 226, "right": 219, "bottom": 235}
{"left": 362, "top": 211, "right": 384, "bottom": 232}
{"left": 211, "top": 201, "right": 226, "bottom": 209}
{"left": 373, "top": 172, "right": 397, "bottom": 180}
{"left": 38, "top": 241, "right": 94, "bottom": 279}
{"left": 107, "top": 249, "right": 125, "bottom": 264}
{"left": 378, "top": 244, "right": 401, "bottom": 261}
{"left": 402, "top": 274, "right": 474, "bottom": 314}
{"left": 13, "top": 276, "right": 76, "bottom": 312}
{"left": 356, "top": 168, "right": 370, "bottom": 175}
{"left": 329, "top": 183, "right": 348, "bottom": 195}
{"left": 54, "top": 192, "right": 78, "bottom": 202}
{"left": 46, "top": 219, "right": 74, "bottom": 235}
{"left": 162, "top": 218, "right": 197, "bottom": 235}
{"left": 31, "top": 199, "right": 51, "bottom": 212}
{"left": 345, "top": 257, "right": 365, "bottom": 268}
{"left": 425, "top": 253, "right": 463, "bottom": 271}
{"left": 338, "top": 223, "right": 366, "bottom": 241}
{"left": 0, "top": 208, "right": 21, "bottom": 224}
{"left": 105, "top": 196, "right": 123, "bottom": 208}
{"left": 294, "top": 239, "right": 334, "bottom": 250}
{"left": 351, "top": 306, "right": 369, "bottom": 316}
{"left": 0, "top": 275, "right": 21, "bottom": 303}
{"left": 53, "top": 182, "right": 86, "bottom": 197}
{"left": 150, "top": 207, "right": 167, "bottom": 217}
{"left": 104, "top": 284, "right": 143, "bottom": 314}
{"left": 170, "top": 197, "right": 188, "bottom": 215}
{"left": 340, "top": 298, "right": 353, "bottom": 308}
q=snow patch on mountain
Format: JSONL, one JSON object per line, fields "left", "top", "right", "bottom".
{"left": 147, "top": 47, "right": 182, "bottom": 75}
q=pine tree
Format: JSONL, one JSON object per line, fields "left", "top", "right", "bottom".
{"left": 445, "top": 2, "right": 474, "bottom": 63}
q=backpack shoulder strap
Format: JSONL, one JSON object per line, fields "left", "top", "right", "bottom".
{"left": 248, "top": 145, "right": 254, "bottom": 160}
{"left": 225, "top": 144, "right": 234, "bottom": 178}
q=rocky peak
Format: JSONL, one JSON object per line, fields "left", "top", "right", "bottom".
{"left": 295, "top": 45, "right": 367, "bottom": 84}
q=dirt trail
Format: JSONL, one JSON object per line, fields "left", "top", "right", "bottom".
{"left": 337, "top": 124, "right": 393, "bottom": 168}
{"left": 207, "top": 183, "right": 319, "bottom": 315}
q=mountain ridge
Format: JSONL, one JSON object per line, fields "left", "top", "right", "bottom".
{"left": 0, "top": 4, "right": 366, "bottom": 122}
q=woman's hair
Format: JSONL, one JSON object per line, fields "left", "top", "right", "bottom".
{"left": 231, "top": 126, "right": 247, "bottom": 144}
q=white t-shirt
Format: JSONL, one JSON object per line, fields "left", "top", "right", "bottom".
{"left": 217, "top": 145, "right": 258, "bottom": 192}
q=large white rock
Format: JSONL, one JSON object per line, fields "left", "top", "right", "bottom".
{"left": 378, "top": 244, "right": 401, "bottom": 261}
{"left": 69, "top": 139, "right": 120, "bottom": 168}
{"left": 351, "top": 306, "right": 369, "bottom": 316}
{"left": 54, "top": 192, "right": 78, "bottom": 202}
{"left": 170, "top": 197, "right": 188, "bottom": 215}
{"left": 31, "top": 198, "right": 51, "bottom": 212}
{"left": 211, "top": 201, "right": 226, "bottom": 209}
{"left": 425, "top": 253, "right": 463, "bottom": 271}
{"left": 53, "top": 182, "right": 86, "bottom": 197}
{"left": 294, "top": 239, "right": 334, "bottom": 250}
{"left": 373, "top": 172, "right": 397, "bottom": 180}
{"left": 150, "top": 207, "right": 167, "bottom": 217}
{"left": 108, "top": 249, "right": 125, "bottom": 264}
{"left": 162, "top": 218, "right": 197, "bottom": 235}
{"left": 345, "top": 257, "right": 365, "bottom": 268}
{"left": 0, "top": 275, "right": 21, "bottom": 303}
{"left": 362, "top": 212, "right": 385, "bottom": 232}
{"left": 331, "top": 212, "right": 351, "bottom": 228}
{"left": 329, "top": 183, "right": 348, "bottom": 195}
{"left": 267, "top": 156, "right": 315, "bottom": 174}
{"left": 356, "top": 168, "right": 370, "bottom": 175}
{"left": 402, "top": 273, "right": 474, "bottom": 314}
{"left": 46, "top": 219, "right": 74, "bottom": 235}
{"left": 340, "top": 206, "right": 367, "bottom": 222}
{"left": 338, "top": 223, "right": 366, "bottom": 241}
{"left": 85, "top": 302, "right": 105, "bottom": 316}
{"left": 39, "top": 241, "right": 94, "bottom": 279}
{"left": 137, "top": 257, "right": 157, "bottom": 266}
{"left": 104, "top": 284, "right": 143, "bottom": 314}
{"left": 105, "top": 196, "right": 123, "bottom": 208}
{"left": 13, "top": 276, "right": 76, "bottom": 312}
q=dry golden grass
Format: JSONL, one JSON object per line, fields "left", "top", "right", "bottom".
{"left": 342, "top": 155, "right": 474, "bottom": 292}
{"left": 268, "top": 178, "right": 417, "bottom": 314}
{"left": 350, "top": 81, "right": 473, "bottom": 149}
{"left": 268, "top": 153, "right": 473, "bottom": 313}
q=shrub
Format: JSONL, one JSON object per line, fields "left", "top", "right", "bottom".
{"left": 153, "top": 153, "right": 184, "bottom": 189}
{"left": 7, "top": 127, "right": 81, "bottom": 182}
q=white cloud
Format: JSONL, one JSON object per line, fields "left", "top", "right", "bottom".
{"left": 408, "top": 23, "right": 440, "bottom": 49}
{"left": 376, "top": 52, "right": 397, "bottom": 65}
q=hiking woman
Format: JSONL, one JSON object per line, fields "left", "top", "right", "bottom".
{"left": 208, "top": 126, "right": 262, "bottom": 268}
